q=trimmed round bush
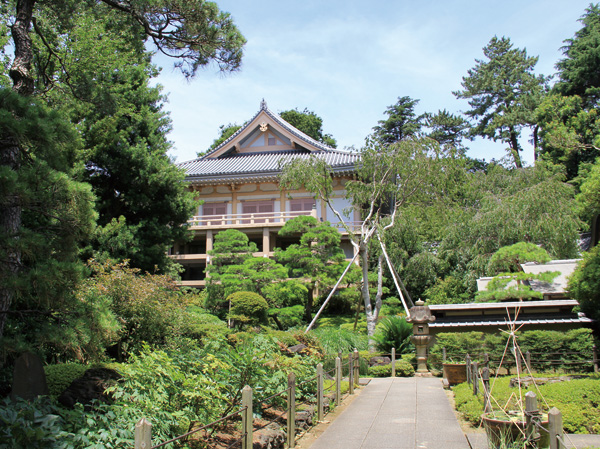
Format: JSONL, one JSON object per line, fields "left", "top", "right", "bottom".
{"left": 44, "top": 363, "right": 87, "bottom": 397}
{"left": 227, "top": 291, "right": 269, "bottom": 326}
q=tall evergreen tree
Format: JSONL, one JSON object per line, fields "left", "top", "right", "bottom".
{"left": 454, "top": 36, "right": 547, "bottom": 167}
{"left": 0, "top": 0, "right": 245, "bottom": 337}
{"left": 372, "top": 96, "right": 423, "bottom": 145}
{"left": 555, "top": 3, "right": 600, "bottom": 105}
{"left": 280, "top": 108, "right": 337, "bottom": 148}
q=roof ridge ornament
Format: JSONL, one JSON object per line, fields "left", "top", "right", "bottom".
{"left": 260, "top": 98, "right": 267, "bottom": 110}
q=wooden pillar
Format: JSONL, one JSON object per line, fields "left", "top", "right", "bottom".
{"left": 348, "top": 352, "right": 354, "bottom": 394}
{"left": 525, "top": 391, "right": 540, "bottom": 448}
{"left": 391, "top": 348, "right": 396, "bottom": 378}
{"left": 548, "top": 407, "right": 564, "bottom": 449}
{"left": 287, "top": 373, "right": 296, "bottom": 449}
{"left": 466, "top": 354, "right": 471, "bottom": 385}
{"left": 206, "top": 229, "right": 213, "bottom": 253}
{"left": 335, "top": 357, "right": 341, "bottom": 406}
{"left": 593, "top": 345, "right": 598, "bottom": 373}
{"left": 242, "top": 385, "right": 253, "bottom": 449}
{"left": 482, "top": 367, "right": 491, "bottom": 413}
{"left": 353, "top": 349, "right": 359, "bottom": 385}
{"left": 262, "top": 227, "right": 270, "bottom": 256}
{"left": 472, "top": 362, "right": 479, "bottom": 395}
{"left": 317, "top": 363, "right": 324, "bottom": 422}
{"left": 134, "top": 418, "right": 151, "bottom": 449}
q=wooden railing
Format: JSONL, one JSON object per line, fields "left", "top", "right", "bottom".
{"left": 187, "top": 209, "right": 317, "bottom": 228}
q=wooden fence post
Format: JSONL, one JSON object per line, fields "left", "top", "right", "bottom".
{"left": 348, "top": 352, "right": 354, "bottom": 394}
{"left": 354, "top": 349, "right": 359, "bottom": 385}
{"left": 525, "top": 391, "right": 540, "bottom": 448}
{"left": 287, "top": 372, "right": 296, "bottom": 449}
{"left": 472, "top": 362, "right": 479, "bottom": 396}
{"left": 442, "top": 347, "right": 446, "bottom": 363}
{"left": 317, "top": 363, "right": 324, "bottom": 422}
{"left": 335, "top": 357, "right": 341, "bottom": 406}
{"left": 484, "top": 353, "right": 489, "bottom": 369}
{"left": 134, "top": 418, "right": 152, "bottom": 449}
{"left": 548, "top": 407, "right": 564, "bottom": 449}
{"left": 391, "top": 348, "right": 396, "bottom": 378}
{"left": 465, "top": 354, "right": 471, "bottom": 385}
{"left": 481, "top": 367, "right": 491, "bottom": 413}
{"left": 593, "top": 345, "right": 598, "bottom": 373}
{"left": 242, "top": 386, "right": 253, "bottom": 449}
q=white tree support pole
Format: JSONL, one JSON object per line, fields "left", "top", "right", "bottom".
{"left": 377, "top": 231, "right": 414, "bottom": 313}
{"left": 305, "top": 251, "right": 360, "bottom": 332}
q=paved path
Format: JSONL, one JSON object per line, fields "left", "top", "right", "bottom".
{"left": 307, "top": 377, "right": 468, "bottom": 449}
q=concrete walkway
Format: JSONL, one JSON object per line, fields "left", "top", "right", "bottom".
{"left": 307, "top": 377, "right": 468, "bottom": 449}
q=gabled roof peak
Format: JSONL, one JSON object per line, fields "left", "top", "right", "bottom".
{"left": 201, "top": 100, "right": 338, "bottom": 160}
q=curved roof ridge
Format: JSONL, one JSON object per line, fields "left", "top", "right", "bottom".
{"left": 200, "top": 100, "right": 342, "bottom": 159}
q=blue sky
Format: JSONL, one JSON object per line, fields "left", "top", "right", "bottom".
{"left": 154, "top": 0, "right": 594, "bottom": 164}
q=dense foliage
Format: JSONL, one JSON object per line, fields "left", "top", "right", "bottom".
{"left": 454, "top": 375, "right": 600, "bottom": 433}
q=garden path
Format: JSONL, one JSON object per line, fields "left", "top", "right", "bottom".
{"left": 306, "top": 377, "right": 467, "bottom": 449}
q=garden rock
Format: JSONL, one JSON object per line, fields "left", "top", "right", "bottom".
{"left": 369, "top": 356, "right": 391, "bottom": 367}
{"left": 254, "top": 423, "right": 285, "bottom": 449}
{"left": 10, "top": 352, "right": 49, "bottom": 400}
{"left": 287, "top": 344, "right": 307, "bottom": 354}
{"left": 58, "top": 367, "right": 121, "bottom": 408}
{"left": 295, "top": 406, "right": 315, "bottom": 429}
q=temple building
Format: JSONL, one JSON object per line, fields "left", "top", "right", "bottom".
{"left": 172, "top": 100, "right": 360, "bottom": 287}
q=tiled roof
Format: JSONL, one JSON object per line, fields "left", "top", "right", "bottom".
{"left": 179, "top": 150, "right": 359, "bottom": 182}
{"left": 202, "top": 99, "right": 335, "bottom": 158}
{"left": 430, "top": 316, "right": 592, "bottom": 328}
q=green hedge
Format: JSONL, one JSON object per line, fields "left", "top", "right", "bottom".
{"left": 368, "top": 359, "right": 415, "bottom": 377}
{"left": 44, "top": 363, "right": 87, "bottom": 397}
{"left": 430, "top": 329, "right": 595, "bottom": 372}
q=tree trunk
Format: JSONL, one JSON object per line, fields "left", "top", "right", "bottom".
{"left": 304, "top": 285, "right": 314, "bottom": 322}
{"left": 509, "top": 129, "right": 523, "bottom": 169}
{"left": 0, "top": 0, "right": 36, "bottom": 337}
{"left": 360, "top": 243, "right": 377, "bottom": 349}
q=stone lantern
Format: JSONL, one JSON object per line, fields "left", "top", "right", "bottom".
{"left": 407, "top": 299, "right": 435, "bottom": 374}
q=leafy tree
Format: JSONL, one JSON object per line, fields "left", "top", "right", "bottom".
{"left": 372, "top": 96, "right": 423, "bottom": 144}
{"left": 535, "top": 93, "right": 600, "bottom": 180}
{"left": 555, "top": 4, "right": 600, "bottom": 105}
{"left": 454, "top": 36, "right": 547, "bottom": 167}
{"left": 440, "top": 162, "right": 582, "bottom": 277}
{"left": 0, "top": 89, "right": 96, "bottom": 348}
{"left": 207, "top": 123, "right": 242, "bottom": 153}
{"left": 476, "top": 242, "right": 558, "bottom": 302}
{"left": 577, "top": 157, "right": 600, "bottom": 224}
{"left": 423, "top": 109, "right": 470, "bottom": 152}
{"left": 568, "top": 245, "right": 600, "bottom": 328}
{"left": 280, "top": 108, "right": 337, "bottom": 148}
{"left": 281, "top": 137, "right": 455, "bottom": 343}
{"left": 0, "top": 0, "right": 245, "bottom": 338}
{"left": 276, "top": 215, "right": 346, "bottom": 321}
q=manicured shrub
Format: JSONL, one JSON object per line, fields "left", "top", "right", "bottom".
{"left": 453, "top": 375, "right": 600, "bottom": 433}
{"left": 368, "top": 360, "right": 415, "bottom": 377}
{"left": 269, "top": 304, "right": 304, "bottom": 329}
{"left": 44, "top": 363, "right": 87, "bottom": 397}
{"left": 430, "top": 329, "right": 595, "bottom": 372}
{"left": 227, "top": 291, "right": 269, "bottom": 327}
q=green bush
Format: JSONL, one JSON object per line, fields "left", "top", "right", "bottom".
{"left": 269, "top": 304, "right": 304, "bottom": 329}
{"left": 430, "top": 329, "right": 595, "bottom": 372}
{"left": 372, "top": 316, "right": 413, "bottom": 354}
{"left": 309, "top": 327, "right": 368, "bottom": 355}
{"left": 453, "top": 375, "right": 600, "bottom": 433}
{"left": 44, "top": 363, "right": 87, "bottom": 397}
{"left": 368, "top": 360, "right": 415, "bottom": 377}
{"left": 227, "top": 291, "right": 269, "bottom": 327}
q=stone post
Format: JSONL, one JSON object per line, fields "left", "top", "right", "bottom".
{"left": 407, "top": 299, "right": 436, "bottom": 375}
